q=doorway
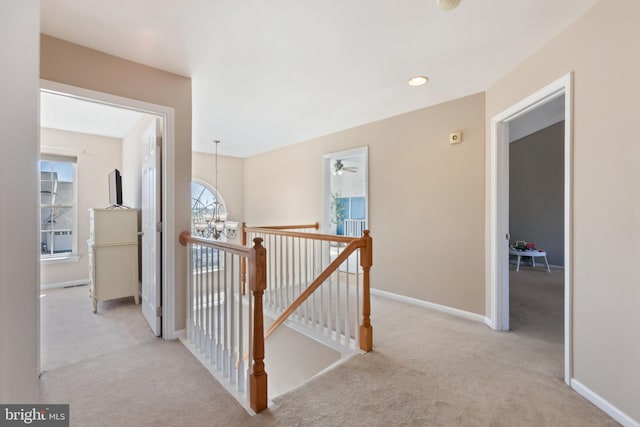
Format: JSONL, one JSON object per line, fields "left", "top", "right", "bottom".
{"left": 322, "top": 146, "right": 369, "bottom": 236}
{"left": 487, "top": 73, "right": 573, "bottom": 384}
{"left": 508, "top": 96, "right": 565, "bottom": 379}
{"left": 39, "top": 80, "right": 177, "bottom": 370}
{"left": 322, "top": 146, "right": 368, "bottom": 273}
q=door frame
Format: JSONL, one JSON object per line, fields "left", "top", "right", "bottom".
{"left": 40, "top": 79, "right": 178, "bottom": 339}
{"left": 322, "top": 146, "right": 369, "bottom": 235}
{"left": 487, "top": 72, "right": 573, "bottom": 385}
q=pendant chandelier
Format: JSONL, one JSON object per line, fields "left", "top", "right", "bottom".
{"left": 194, "top": 140, "right": 238, "bottom": 240}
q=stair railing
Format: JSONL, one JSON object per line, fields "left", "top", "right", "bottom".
{"left": 243, "top": 224, "right": 373, "bottom": 352}
{"left": 179, "top": 232, "right": 268, "bottom": 413}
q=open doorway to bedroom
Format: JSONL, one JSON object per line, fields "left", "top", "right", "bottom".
{"left": 488, "top": 73, "right": 572, "bottom": 385}
{"left": 38, "top": 84, "right": 172, "bottom": 373}
{"left": 508, "top": 96, "right": 565, "bottom": 378}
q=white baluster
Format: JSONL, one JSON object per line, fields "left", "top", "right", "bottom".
{"left": 223, "top": 252, "right": 230, "bottom": 377}
{"left": 187, "top": 244, "right": 193, "bottom": 344}
{"left": 216, "top": 249, "right": 223, "bottom": 369}
{"left": 237, "top": 254, "right": 244, "bottom": 393}
{"left": 229, "top": 255, "right": 236, "bottom": 384}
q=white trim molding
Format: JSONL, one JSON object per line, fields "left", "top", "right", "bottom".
{"left": 571, "top": 379, "right": 639, "bottom": 427}
{"left": 487, "top": 72, "right": 573, "bottom": 385}
{"left": 40, "top": 79, "right": 178, "bottom": 341}
{"left": 322, "top": 146, "right": 369, "bottom": 236}
{"left": 370, "top": 288, "right": 487, "bottom": 324}
{"left": 40, "top": 255, "right": 80, "bottom": 265}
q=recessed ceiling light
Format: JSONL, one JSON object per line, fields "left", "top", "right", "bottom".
{"left": 408, "top": 76, "right": 429, "bottom": 86}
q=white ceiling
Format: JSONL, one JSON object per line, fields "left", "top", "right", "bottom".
{"left": 509, "top": 96, "right": 565, "bottom": 143}
{"left": 41, "top": 92, "right": 148, "bottom": 138}
{"left": 40, "top": 0, "right": 600, "bottom": 157}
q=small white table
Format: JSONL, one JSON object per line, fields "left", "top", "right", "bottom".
{"left": 509, "top": 248, "right": 550, "bottom": 272}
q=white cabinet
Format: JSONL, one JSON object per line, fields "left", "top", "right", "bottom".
{"left": 88, "top": 208, "right": 139, "bottom": 313}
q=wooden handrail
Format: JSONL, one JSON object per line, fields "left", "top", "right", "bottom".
{"left": 264, "top": 238, "right": 366, "bottom": 340}
{"left": 179, "top": 231, "right": 250, "bottom": 257}
{"left": 245, "top": 227, "right": 358, "bottom": 244}
{"left": 244, "top": 222, "right": 319, "bottom": 231}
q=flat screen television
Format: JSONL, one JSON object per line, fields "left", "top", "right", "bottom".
{"left": 108, "top": 169, "right": 123, "bottom": 207}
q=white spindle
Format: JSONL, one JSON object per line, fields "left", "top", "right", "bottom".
{"left": 237, "top": 255, "right": 244, "bottom": 393}
{"left": 187, "top": 244, "right": 194, "bottom": 343}
{"left": 223, "top": 252, "right": 230, "bottom": 377}
{"left": 229, "top": 256, "right": 236, "bottom": 384}
{"left": 216, "top": 249, "right": 223, "bottom": 369}
{"left": 198, "top": 245, "right": 204, "bottom": 350}
{"left": 279, "top": 235, "right": 284, "bottom": 312}
{"left": 345, "top": 254, "right": 350, "bottom": 344}
{"left": 297, "top": 237, "right": 302, "bottom": 319}
{"left": 205, "top": 247, "right": 212, "bottom": 359}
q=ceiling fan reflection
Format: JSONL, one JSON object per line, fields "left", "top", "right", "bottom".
{"left": 333, "top": 160, "right": 358, "bottom": 175}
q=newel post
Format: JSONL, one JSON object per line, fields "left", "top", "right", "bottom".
{"left": 359, "top": 230, "right": 373, "bottom": 352}
{"left": 241, "top": 222, "right": 247, "bottom": 295}
{"left": 249, "top": 237, "right": 268, "bottom": 412}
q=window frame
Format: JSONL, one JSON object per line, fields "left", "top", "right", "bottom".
{"left": 39, "top": 153, "right": 78, "bottom": 261}
{"left": 191, "top": 179, "right": 227, "bottom": 236}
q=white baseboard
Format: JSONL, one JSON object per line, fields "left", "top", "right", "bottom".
{"left": 484, "top": 317, "right": 496, "bottom": 329}
{"left": 571, "top": 379, "right": 639, "bottom": 427}
{"left": 170, "top": 328, "right": 187, "bottom": 340}
{"left": 370, "top": 288, "right": 487, "bottom": 324}
{"left": 40, "top": 279, "right": 89, "bottom": 290}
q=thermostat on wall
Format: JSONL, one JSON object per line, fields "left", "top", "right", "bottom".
{"left": 449, "top": 131, "right": 462, "bottom": 144}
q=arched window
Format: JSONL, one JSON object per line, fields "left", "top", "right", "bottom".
{"left": 190, "top": 180, "right": 227, "bottom": 237}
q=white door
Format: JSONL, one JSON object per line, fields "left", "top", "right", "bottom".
{"left": 142, "top": 118, "right": 162, "bottom": 336}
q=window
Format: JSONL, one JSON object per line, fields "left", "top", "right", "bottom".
{"left": 191, "top": 181, "right": 226, "bottom": 269}
{"left": 335, "top": 196, "right": 367, "bottom": 236}
{"left": 40, "top": 155, "right": 77, "bottom": 258}
{"left": 191, "top": 181, "right": 227, "bottom": 236}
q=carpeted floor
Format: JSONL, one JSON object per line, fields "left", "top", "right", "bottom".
{"left": 39, "top": 275, "right": 616, "bottom": 426}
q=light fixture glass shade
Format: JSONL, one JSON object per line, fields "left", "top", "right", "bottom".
{"left": 437, "top": 0, "right": 461, "bottom": 11}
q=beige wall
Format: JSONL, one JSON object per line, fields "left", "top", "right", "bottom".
{"left": 245, "top": 93, "right": 486, "bottom": 314}
{"left": 485, "top": 0, "right": 640, "bottom": 420}
{"left": 509, "top": 122, "right": 564, "bottom": 266}
{"left": 0, "top": 0, "right": 40, "bottom": 403}
{"left": 41, "top": 35, "right": 192, "bottom": 333}
{"left": 192, "top": 152, "right": 245, "bottom": 242}
{"left": 40, "top": 128, "right": 122, "bottom": 286}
